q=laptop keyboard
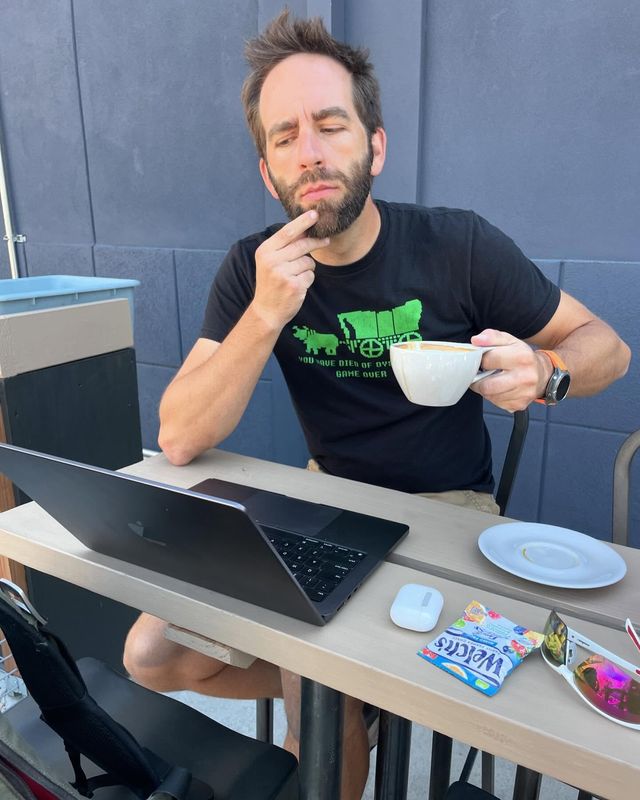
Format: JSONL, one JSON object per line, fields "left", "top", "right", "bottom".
{"left": 266, "top": 529, "right": 367, "bottom": 603}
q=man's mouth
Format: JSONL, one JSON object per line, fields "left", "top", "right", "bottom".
{"left": 299, "top": 183, "right": 339, "bottom": 202}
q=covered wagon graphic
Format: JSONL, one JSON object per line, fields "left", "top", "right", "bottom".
{"left": 292, "top": 299, "right": 422, "bottom": 359}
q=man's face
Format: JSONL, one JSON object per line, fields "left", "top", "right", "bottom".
{"left": 265, "top": 146, "right": 373, "bottom": 238}
{"left": 258, "top": 53, "right": 384, "bottom": 238}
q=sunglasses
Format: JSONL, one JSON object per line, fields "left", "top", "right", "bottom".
{"left": 541, "top": 610, "right": 640, "bottom": 730}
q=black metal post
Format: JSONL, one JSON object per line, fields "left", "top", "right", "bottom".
{"left": 299, "top": 678, "right": 344, "bottom": 800}
{"left": 256, "top": 697, "right": 274, "bottom": 743}
{"left": 428, "top": 731, "right": 453, "bottom": 800}
{"left": 374, "top": 710, "right": 412, "bottom": 799}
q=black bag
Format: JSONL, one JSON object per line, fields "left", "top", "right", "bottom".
{"left": 0, "top": 580, "right": 192, "bottom": 799}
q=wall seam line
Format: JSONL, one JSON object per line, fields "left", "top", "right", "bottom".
{"left": 69, "top": 0, "right": 98, "bottom": 249}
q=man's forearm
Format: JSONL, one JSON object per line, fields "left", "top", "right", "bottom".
{"left": 158, "top": 304, "right": 282, "bottom": 465}
{"left": 542, "top": 318, "right": 630, "bottom": 397}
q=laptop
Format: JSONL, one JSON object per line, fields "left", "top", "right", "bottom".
{"left": 0, "top": 444, "right": 409, "bottom": 626}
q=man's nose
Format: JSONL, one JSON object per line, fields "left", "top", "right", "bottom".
{"left": 297, "top": 129, "right": 323, "bottom": 169}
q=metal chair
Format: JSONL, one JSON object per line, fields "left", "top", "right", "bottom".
{"left": 612, "top": 428, "right": 640, "bottom": 546}
{"left": 0, "top": 579, "right": 299, "bottom": 800}
{"left": 429, "top": 409, "right": 530, "bottom": 800}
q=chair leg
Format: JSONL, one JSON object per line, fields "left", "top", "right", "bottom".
{"left": 457, "top": 747, "right": 478, "bottom": 784}
{"left": 373, "top": 711, "right": 411, "bottom": 800}
{"left": 481, "top": 752, "right": 495, "bottom": 795}
{"left": 512, "top": 766, "right": 542, "bottom": 800}
{"left": 428, "top": 732, "right": 452, "bottom": 800}
{"left": 256, "top": 697, "right": 274, "bottom": 743}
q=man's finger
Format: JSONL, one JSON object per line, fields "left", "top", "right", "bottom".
{"left": 283, "top": 236, "right": 329, "bottom": 262}
{"left": 296, "top": 269, "right": 316, "bottom": 291}
{"left": 271, "top": 210, "right": 320, "bottom": 248}
{"left": 288, "top": 255, "right": 316, "bottom": 276}
{"left": 471, "top": 328, "right": 520, "bottom": 347}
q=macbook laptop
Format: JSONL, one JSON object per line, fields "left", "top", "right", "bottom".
{"left": 0, "top": 444, "right": 409, "bottom": 626}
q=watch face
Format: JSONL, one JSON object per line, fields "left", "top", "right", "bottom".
{"left": 555, "top": 372, "right": 571, "bottom": 402}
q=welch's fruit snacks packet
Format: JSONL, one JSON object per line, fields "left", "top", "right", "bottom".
{"left": 418, "top": 600, "right": 544, "bottom": 696}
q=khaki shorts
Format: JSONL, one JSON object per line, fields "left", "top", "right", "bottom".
{"left": 306, "top": 459, "right": 500, "bottom": 516}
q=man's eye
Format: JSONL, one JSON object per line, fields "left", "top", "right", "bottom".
{"left": 275, "top": 138, "right": 292, "bottom": 148}
{"left": 321, "top": 126, "right": 343, "bottom": 134}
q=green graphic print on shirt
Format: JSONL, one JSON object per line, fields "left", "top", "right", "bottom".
{"left": 290, "top": 298, "right": 423, "bottom": 380}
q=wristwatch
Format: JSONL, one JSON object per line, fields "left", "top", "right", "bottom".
{"left": 535, "top": 350, "right": 571, "bottom": 405}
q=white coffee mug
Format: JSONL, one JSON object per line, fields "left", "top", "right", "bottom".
{"left": 389, "top": 340, "right": 496, "bottom": 407}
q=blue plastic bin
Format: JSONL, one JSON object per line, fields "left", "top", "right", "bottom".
{"left": 0, "top": 276, "right": 139, "bottom": 328}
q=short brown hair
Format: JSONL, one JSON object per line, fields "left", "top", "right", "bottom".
{"left": 241, "top": 9, "right": 383, "bottom": 159}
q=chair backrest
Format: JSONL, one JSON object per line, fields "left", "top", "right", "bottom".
{"left": 612, "top": 429, "right": 640, "bottom": 546}
{"left": 0, "top": 579, "right": 166, "bottom": 798}
{"left": 494, "top": 409, "right": 529, "bottom": 517}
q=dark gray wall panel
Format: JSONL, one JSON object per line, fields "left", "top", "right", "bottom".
{"left": 73, "top": 1, "right": 264, "bottom": 249}
{"left": 420, "top": 1, "right": 640, "bottom": 260}
{"left": 137, "top": 363, "right": 176, "bottom": 451}
{"left": 218, "top": 379, "right": 274, "bottom": 460}
{"left": 553, "top": 261, "right": 639, "bottom": 432}
{"left": 346, "top": 0, "right": 424, "bottom": 203}
{"left": 174, "top": 248, "right": 225, "bottom": 358}
{"left": 485, "top": 414, "right": 545, "bottom": 522}
{"left": 0, "top": 1, "right": 93, "bottom": 243}
{"left": 541, "top": 425, "right": 625, "bottom": 540}
{"left": 25, "top": 243, "right": 94, "bottom": 277}
{"left": 94, "top": 245, "right": 180, "bottom": 366}
{"left": 0, "top": 241, "right": 10, "bottom": 279}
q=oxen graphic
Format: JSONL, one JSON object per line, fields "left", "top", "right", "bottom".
{"left": 292, "top": 326, "right": 340, "bottom": 355}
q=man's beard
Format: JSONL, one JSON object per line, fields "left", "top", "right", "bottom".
{"left": 266, "top": 148, "right": 374, "bottom": 239}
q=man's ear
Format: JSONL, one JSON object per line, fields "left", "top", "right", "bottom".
{"left": 259, "top": 158, "right": 280, "bottom": 200}
{"left": 370, "top": 128, "right": 387, "bottom": 177}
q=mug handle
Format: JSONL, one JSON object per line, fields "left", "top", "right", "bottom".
{"left": 470, "top": 368, "right": 499, "bottom": 384}
{"left": 470, "top": 346, "right": 499, "bottom": 384}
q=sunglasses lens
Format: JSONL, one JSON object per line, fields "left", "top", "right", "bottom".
{"left": 542, "top": 610, "right": 568, "bottom": 667}
{"left": 574, "top": 655, "right": 640, "bottom": 726}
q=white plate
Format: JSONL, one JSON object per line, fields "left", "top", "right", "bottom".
{"left": 478, "top": 522, "right": 627, "bottom": 589}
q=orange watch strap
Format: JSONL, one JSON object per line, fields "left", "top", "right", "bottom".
{"left": 534, "top": 350, "right": 568, "bottom": 404}
{"left": 537, "top": 349, "right": 568, "bottom": 371}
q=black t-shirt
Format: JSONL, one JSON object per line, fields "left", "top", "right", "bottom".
{"left": 201, "top": 200, "right": 560, "bottom": 493}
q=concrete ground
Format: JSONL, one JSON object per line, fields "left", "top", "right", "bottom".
{"left": 167, "top": 691, "right": 583, "bottom": 799}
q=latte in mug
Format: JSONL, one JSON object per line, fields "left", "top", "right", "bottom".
{"left": 389, "top": 340, "right": 496, "bottom": 406}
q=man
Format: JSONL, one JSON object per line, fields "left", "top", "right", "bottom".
{"left": 123, "top": 11, "right": 630, "bottom": 799}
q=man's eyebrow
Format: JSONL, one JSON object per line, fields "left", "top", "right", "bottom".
{"left": 312, "top": 106, "right": 351, "bottom": 122}
{"left": 267, "top": 120, "right": 297, "bottom": 140}
{"left": 267, "top": 107, "right": 351, "bottom": 140}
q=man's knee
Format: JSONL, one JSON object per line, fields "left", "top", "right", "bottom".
{"left": 124, "top": 613, "right": 231, "bottom": 693}
{"left": 123, "top": 614, "right": 171, "bottom": 683}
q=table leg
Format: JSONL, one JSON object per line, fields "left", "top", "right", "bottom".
{"left": 374, "top": 711, "right": 412, "bottom": 799}
{"left": 299, "top": 678, "right": 344, "bottom": 800}
{"left": 428, "top": 731, "right": 452, "bottom": 800}
{"left": 512, "top": 766, "right": 542, "bottom": 800}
